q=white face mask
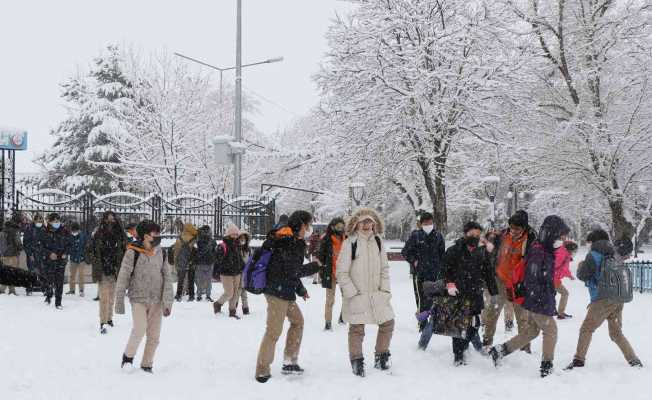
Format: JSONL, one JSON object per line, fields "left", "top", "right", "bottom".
{"left": 553, "top": 240, "right": 564, "bottom": 249}
{"left": 422, "top": 225, "right": 434, "bottom": 234}
{"left": 72, "top": 232, "right": 79, "bottom": 237}
{"left": 35, "top": 223, "right": 43, "bottom": 228}
{"left": 304, "top": 227, "right": 313, "bottom": 240}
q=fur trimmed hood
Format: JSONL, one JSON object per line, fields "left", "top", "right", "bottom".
{"left": 346, "top": 208, "right": 385, "bottom": 236}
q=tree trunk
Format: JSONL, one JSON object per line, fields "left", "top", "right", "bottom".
{"left": 609, "top": 198, "right": 635, "bottom": 240}
{"left": 433, "top": 173, "right": 448, "bottom": 234}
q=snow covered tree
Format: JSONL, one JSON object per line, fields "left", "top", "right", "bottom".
{"left": 36, "top": 45, "right": 135, "bottom": 192}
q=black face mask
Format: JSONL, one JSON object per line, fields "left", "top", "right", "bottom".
{"left": 151, "top": 236, "right": 162, "bottom": 248}
{"left": 465, "top": 236, "right": 480, "bottom": 247}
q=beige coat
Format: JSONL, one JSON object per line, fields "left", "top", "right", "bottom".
{"left": 336, "top": 208, "right": 394, "bottom": 325}
{"left": 115, "top": 246, "right": 174, "bottom": 314}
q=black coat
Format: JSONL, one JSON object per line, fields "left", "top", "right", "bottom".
{"left": 195, "top": 235, "right": 217, "bottom": 265}
{"left": 442, "top": 238, "right": 498, "bottom": 315}
{"left": 263, "top": 231, "right": 320, "bottom": 301}
{"left": 2, "top": 221, "right": 23, "bottom": 257}
{"left": 317, "top": 233, "right": 345, "bottom": 289}
{"left": 216, "top": 237, "right": 244, "bottom": 276}
{"left": 401, "top": 229, "right": 446, "bottom": 281}
{"left": 89, "top": 229, "right": 127, "bottom": 279}
{"left": 23, "top": 224, "right": 43, "bottom": 258}
{"left": 522, "top": 241, "right": 556, "bottom": 316}
{"left": 38, "top": 226, "right": 73, "bottom": 270}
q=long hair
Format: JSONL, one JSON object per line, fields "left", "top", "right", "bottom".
{"left": 325, "top": 217, "right": 345, "bottom": 238}
{"left": 538, "top": 215, "right": 570, "bottom": 251}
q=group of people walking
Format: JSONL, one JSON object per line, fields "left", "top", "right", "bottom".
{"left": 0, "top": 206, "right": 644, "bottom": 381}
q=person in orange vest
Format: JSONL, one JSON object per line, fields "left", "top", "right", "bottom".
{"left": 317, "top": 217, "right": 346, "bottom": 331}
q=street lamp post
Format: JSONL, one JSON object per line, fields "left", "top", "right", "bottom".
{"left": 483, "top": 176, "right": 500, "bottom": 228}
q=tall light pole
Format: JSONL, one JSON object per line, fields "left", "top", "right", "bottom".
{"left": 483, "top": 176, "right": 500, "bottom": 228}
{"left": 234, "top": 0, "right": 243, "bottom": 197}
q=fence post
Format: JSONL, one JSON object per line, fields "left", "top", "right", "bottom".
{"left": 151, "top": 194, "right": 162, "bottom": 226}
{"left": 643, "top": 263, "right": 646, "bottom": 294}
{"left": 83, "top": 191, "right": 94, "bottom": 237}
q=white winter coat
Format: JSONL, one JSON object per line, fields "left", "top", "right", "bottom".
{"left": 336, "top": 232, "right": 394, "bottom": 325}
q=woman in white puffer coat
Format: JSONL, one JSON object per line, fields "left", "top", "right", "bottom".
{"left": 336, "top": 208, "right": 395, "bottom": 378}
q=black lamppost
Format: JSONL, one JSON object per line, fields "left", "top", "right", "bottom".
{"left": 483, "top": 176, "right": 500, "bottom": 228}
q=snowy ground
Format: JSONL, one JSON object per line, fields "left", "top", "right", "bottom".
{"left": 1, "top": 249, "right": 650, "bottom": 400}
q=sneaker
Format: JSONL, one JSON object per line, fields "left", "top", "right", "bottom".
{"left": 564, "top": 359, "right": 585, "bottom": 370}
{"left": 256, "top": 375, "right": 271, "bottom": 383}
{"left": 351, "top": 358, "right": 365, "bottom": 377}
{"left": 229, "top": 309, "right": 241, "bottom": 320}
{"left": 197, "top": 295, "right": 203, "bottom": 302}
{"left": 206, "top": 296, "right": 214, "bottom": 302}
{"left": 325, "top": 321, "right": 332, "bottom": 331}
{"left": 107, "top": 320, "right": 114, "bottom": 328}
{"left": 121, "top": 354, "right": 134, "bottom": 368}
{"left": 374, "top": 352, "right": 391, "bottom": 370}
{"left": 93, "top": 296, "right": 100, "bottom": 301}
{"left": 489, "top": 345, "right": 508, "bottom": 367}
{"left": 629, "top": 359, "right": 643, "bottom": 368}
{"left": 100, "top": 324, "right": 108, "bottom": 335}
{"left": 454, "top": 358, "right": 467, "bottom": 367}
{"left": 540, "top": 361, "right": 553, "bottom": 378}
{"left": 141, "top": 367, "right": 153, "bottom": 374}
{"left": 281, "top": 364, "right": 304, "bottom": 375}
{"left": 243, "top": 307, "right": 250, "bottom": 315}
{"left": 55, "top": 305, "right": 63, "bottom": 310}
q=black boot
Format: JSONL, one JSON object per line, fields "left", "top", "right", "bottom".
{"left": 188, "top": 295, "right": 195, "bottom": 302}
{"left": 489, "top": 344, "right": 509, "bottom": 367}
{"left": 325, "top": 321, "right": 332, "bottom": 331}
{"left": 454, "top": 353, "right": 467, "bottom": 367}
{"left": 175, "top": 295, "right": 182, "bottom": 302}
{"left": 256, "top": 375, "right": 271, "bottom": 383}
{"left": 229, "top": 309, "right": 241, "bottom": 319}
{"left": 107, "top": 320, "right": 114, "bottom": 327}
{"left": 338, "top": 314, "right": 345, "bottom": 325}
{"left": 243, "top": 307, "right": 250, "bottom": 315}
{"left": 100, "top": 324, "right": 108, "bottom": 335}
{"left": 121, "top": 354, "right": 134, "bottom": 368}
{"left": 196, "top": 295, "right": 202, "bottom": 302}
{"left": 564, "top": 359, "right": 585, "bottom": 370}
{"left": 213, "top": 301, "right": 222, "bottom": 314}
{"left": 629, "top": 359, "right": 643, "bottom": 368}
{"left": 93, "top": 296, "right": 100, "bottom": 301}
{"left": 141, "top": 367, "right": 153, "bottom": 374}
{"left": 206, "top": 296, "right": 214, "bottom": 302}
{"left": 351, "top": 358, "right": 365, "bottom": 377}
{"left": 65, "top": 290, "right": 75, "bottom": 295}
{"left": 374, "top": 352, "right": 391, "bottom": 370}
{"left": 540, "top": 361, "right": 553, "bottom": 378}
{"left": 281, "top": 364, "right": 304, "bottom": 375}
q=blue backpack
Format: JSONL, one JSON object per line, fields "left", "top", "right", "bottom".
{"left": 242, "top": 248, "right": 273, "bottom": 295}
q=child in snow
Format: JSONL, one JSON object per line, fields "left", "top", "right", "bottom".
{"left": 555, "top": 240, "right": 577, "bottom": 319}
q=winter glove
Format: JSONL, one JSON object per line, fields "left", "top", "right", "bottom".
{"left": 416, "top": 310, "right": 431, "bottom": 322}
{"left": 163, "top": 308, "right": 171, "bottom": 317}
{"left": 115, "top": 301, "right": 126, "bottom": 315}
{"left": 446, "top": 283, "right": 458, "bottom": 297}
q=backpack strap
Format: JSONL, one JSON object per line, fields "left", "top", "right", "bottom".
{"left": 131, "top": 250, "right": 140, "bottom": 278}
{"left": 351, "top": 236, "right": 382, "bottom": 261}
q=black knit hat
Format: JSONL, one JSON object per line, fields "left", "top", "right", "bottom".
{"left": 463, "top": 221, "right": 483, "bottom": 233}
{"left": 508, "top": 210, "right": 529, "bottom": 228}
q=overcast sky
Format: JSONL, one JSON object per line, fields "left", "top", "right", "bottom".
{"left": 0, "top": 0, "right": 353, "bottom": 172}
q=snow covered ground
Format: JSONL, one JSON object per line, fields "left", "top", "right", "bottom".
{"left": 1, "top": 249, "right": 650, "bottom": 400}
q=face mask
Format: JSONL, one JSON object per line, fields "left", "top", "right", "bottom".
{"left": 35, "top": 223, "right": 43, "bottom": 228}
{"left": 465, "top": 236, "right": 480, "bottom": 247}
{"left": 52, "top": 223, "right": 61, "bottom": 230}
{"left": 151, "top": 236, "right": 162, "bottom": 248}
{"left": 422, "top": 225, "right": 434, "bottom": 234}
{"left": 126, "top": 232, "right": 133, "bottom": 238}
{"left": 553, "top": 240, "right": 564, "bottom": 249}
{"left": 240, "top": 240, "right": 247, "bottom": 246}
{"left": 304, "top": 227, "right": 313, "bottom": 240}
{"left": 72, "top": 232, "right": 79, "bottom": 237}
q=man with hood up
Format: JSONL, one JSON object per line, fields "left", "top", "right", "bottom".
{"left": 173, "top": 223, "right": 198, "bottom": 301}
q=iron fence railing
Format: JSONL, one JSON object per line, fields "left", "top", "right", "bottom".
{"left": 627, "top": 261, "right": 652, "bottom": 293}
{"left": 12, "top": 188, "right": 276, "bottom": 240}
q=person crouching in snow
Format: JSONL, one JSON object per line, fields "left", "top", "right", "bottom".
{"left": 115, "top": 220, "right": 173, "bottom": 374}
{"left": 490, "top": 215, "right": 569, "bottom": 378}
{"left": 441, "top": 221, "right": 498, "bottom": 366}
{"left": 554, "top": 240, "right": 576, "bottom": 319}
{"left": 213, "top": 224, "right": 245, "bottom": 318}
{"left": 254, "top": 211, "right": 321, "bottom": 383}
{"left": 336, "top": 208, "right": 395, "bottom": 378}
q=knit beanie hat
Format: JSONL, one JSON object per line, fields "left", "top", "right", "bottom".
{"left": 225, "top": 223, "right": 240, "bottom": 237}
{"left": 508, "top": 210, "right": 529, "bottom": 228}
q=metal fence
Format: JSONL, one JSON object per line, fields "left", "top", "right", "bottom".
{"left": 627, "top": 261, "right": 652, "bottom": 293}
{"left": 13, "top": 188, "right": 276, "bottom": 239}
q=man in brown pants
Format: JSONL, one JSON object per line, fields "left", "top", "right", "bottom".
{"left": 565, "top": 232, "right": 642, "bottom": 369}
{"left": 115, "top": 221, "right": 173, "bottom": 373}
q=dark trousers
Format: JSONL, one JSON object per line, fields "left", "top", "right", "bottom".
{"left": 452, "top": 325, "right": 480, "bottom": 360}
{"left": 45, "top": 267, "right": 65, "bottom": 306}
{"left": 413, "top": 276, "right": 432, "bottom": 331}
{"left": 176, "top": 268, "right": 195, "bottom": 298}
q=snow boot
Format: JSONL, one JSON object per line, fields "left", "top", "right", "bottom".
{"left": 564, "top": 359, "right": 585, "bottom": 370}
{"left": 93, "top": 296, "right": 100, "bottom": 301}
{"left": 229, "top": 309, "right": 241, "bottom": 320}
{"left": 107, "top": 320, "right": 114, "bottom": 327}
{"left": 325, "top": 321, "right": 332, "bottom": 331}
{"left": 197, "top": 295, "right": 203, "bottom": 302}
{"left": 66, "top": 290, "right": 75, "bottom": 295}
{"left": 256, "top": 375, "right": 271, "bottom": 383}
{"left": 374, "top": 352, "right": 391, "bottom": 370}
{"left": 629, "top": 359, "right": 643, "bottom": 368}
{"left": 243, "top": 307, "right": 250, "bottom": 315}
{"left": 540, "top": 361, "right": 553, "bottom": 378}
{"left": 213, "top": 301, "right": 222, "bottom": 314}
{"left": 281, "top": 364, "right": 304, "bottom": 375}
{"left": 489, "top": 344, "right": 509, "bottom": 367}
{"left": 351, "top": 358, "right": 365, "bottom": 377}
{"left": 505, "top": 320, "right": 514, "bottom": 332}
{"left": 141, "top": 367, "right": 153, "bottom": 374}
{"left": 100, "top": 324, "right": 108, "bottom": 335}
{"left": 121, "top": 354, "right": 134, "bottom": 368}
